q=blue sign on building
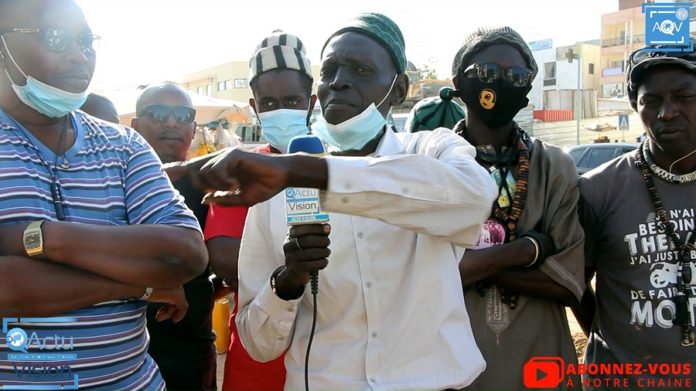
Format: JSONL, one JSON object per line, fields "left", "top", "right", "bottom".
{"left": 643, "top": 2, "right": 692, "bottom": 52}
{"left": 528, "top": 38, "right": 553, "bottom": 52}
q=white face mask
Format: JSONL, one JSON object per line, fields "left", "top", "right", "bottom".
{"left": 257, "top": 108, "right": 310, "bottom": 153}
{"left": 1, "top": 36, "right": 89, "bottom": 118}
{"left": 313, "top": 75, "right": 398, "bottom": 151}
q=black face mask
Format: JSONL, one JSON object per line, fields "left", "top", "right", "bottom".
{"left": 455, "top": 77, "right": 529, "bottom": 128}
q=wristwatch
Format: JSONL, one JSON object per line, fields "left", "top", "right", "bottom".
{"left": 23, "top": 220, "right": 46, "bottom": 258}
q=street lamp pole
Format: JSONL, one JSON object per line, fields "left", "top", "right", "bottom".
{"left": 566, "top": 47, "right": 582, "bottom": 145}
{"left": 576, "top": 56, "right": 582, "bottom": 145}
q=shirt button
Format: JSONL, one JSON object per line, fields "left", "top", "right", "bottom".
{"left": 287, "top": 307, "right": 294, "bottom": 312}
{"left": 365, "top": 281, "right": 372, "bottom": 288}
{"left": 357, "top": 232, "right": 364, "bottom": 239}
{"left": 369, "top": 377, "right": 376, "bottom": 383}
{"left": 402, "top": 187, "right": 409, "bottom": 194}
{"left": 371, "top": 332, "right": 378, "bottom": 338}
{"left": 341, "top": 197, "right": 349, "bottom": 204}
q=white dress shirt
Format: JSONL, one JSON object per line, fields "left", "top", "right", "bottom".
{"left": 236, "top": 128, "right": 498, "bottom": 391}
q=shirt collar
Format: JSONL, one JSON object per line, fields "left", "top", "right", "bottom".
{"left": 373, "top": 127, "right": 401, "bottom": 157}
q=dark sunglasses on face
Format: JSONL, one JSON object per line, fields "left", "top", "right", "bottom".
{"left": 463, "top": 63, "right": 533, "bottom": 88}
{"left": 629, "top": 45, "right": 696, "bottom": 66}
{"left": 139, "top": 105, "right": 196, "bottom": 124}
{"left": 0, "top": 28, "right": 100, "bottom": 55}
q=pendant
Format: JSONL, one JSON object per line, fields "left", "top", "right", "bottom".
{"left": 60, "top": 159, "right": 69, "bottom": 169}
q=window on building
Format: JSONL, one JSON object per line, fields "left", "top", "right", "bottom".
{"left": 225, "top": 80, "right": 233, "bottom": 90}
{"left": 234, "top": 78, "right": 247, "bottom": 89}
{"left": 588, "top": 63, "right": 595, "bottom": 75}
{"left": 206, "top": 84, "right": 212, "bottom": 96}
{"left": 217, "top": 81, "right": 225, "bottom": 91}
{"left": 543, "top": 62, "right": 556, "bottom": 86}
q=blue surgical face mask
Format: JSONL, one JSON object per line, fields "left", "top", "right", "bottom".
{"left": 1, "top": 36, "right": 89, "bottom": 118}
{"left": 258, "top": 108, "right": 310, "bottom": 153}
{"left": 313, "top": 75, "right": 397, "bottom": 152}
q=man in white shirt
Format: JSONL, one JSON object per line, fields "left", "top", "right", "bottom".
{"left": 198, "top": 13, "right": 497, "bottom": 391}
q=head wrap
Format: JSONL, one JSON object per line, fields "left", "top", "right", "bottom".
{"left": 249, "top": 31, "right": 312, "bottom": 82}
{"left": 321, "top": 13, "right": 406, "bottom": 74}
{"left": 405, "top": 87, "right": 466, "bottom": 132}
{"left": 626, "top": 40, "right": 696, "bottom": 110}
{"left": 451, "top": 26, "right": 537, "bottom": 81}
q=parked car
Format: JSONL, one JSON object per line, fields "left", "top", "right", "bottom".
{"left": 567, "top": 143, "right": 638, "bottom": 175}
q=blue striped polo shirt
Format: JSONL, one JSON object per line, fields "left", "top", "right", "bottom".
{"left": 0, "top": 109, "right": 201, "bottom": 390}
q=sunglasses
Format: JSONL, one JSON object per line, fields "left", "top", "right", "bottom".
{"left": 139, "top": 105, "right": 196, "bottom": 124}
{"left": 0, "top": 28, "right": 100, "bottom": 55}
{"left": 629, "top": 46, "right": 696, "bottom": 66}
{"left": 463, "top": 63, "right": 533, "bottom": 88}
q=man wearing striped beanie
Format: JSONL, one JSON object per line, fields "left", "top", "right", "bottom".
{"left": 204, "top": 30, "right": 316, "bottom": 391}
{"left": 247, "top": 30, "right": 316, "bottom": 154}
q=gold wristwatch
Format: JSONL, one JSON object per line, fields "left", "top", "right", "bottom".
{"left": 23, "top": 220, "right": 46, "bottom": 258}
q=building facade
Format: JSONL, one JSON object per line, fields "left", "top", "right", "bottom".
{"left": 181, "top": 60, "right": 321, "bottom": 102}
{"left": 529, "top": 38, "right": 601, "bottom": 120}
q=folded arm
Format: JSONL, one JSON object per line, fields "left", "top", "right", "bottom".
{"left": 0, "top": 255, "right": 144, "bottom": 316}
{"left": 0, "top": 222, "right": 207, "bottom": 288}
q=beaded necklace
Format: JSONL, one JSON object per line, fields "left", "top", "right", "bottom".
{"left": 15, "top": 117, "right": 69, "bottom": 221}
{"left": 636, "top": 142, "right": 696, "bottom": 346}
{"left": 642, "top": 142, "right": 696, "bottom": 184}
{"left": 461, "top": 124, "right": 531, "bottom": 309}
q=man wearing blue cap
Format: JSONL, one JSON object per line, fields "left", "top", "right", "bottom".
{"left": 575, "top": 43, "right": 696, "bottom": 388}
{"left": 197, "top": 13, "right": 498, "bottom": 391}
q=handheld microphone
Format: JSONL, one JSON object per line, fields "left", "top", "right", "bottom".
{"left": 285, "top": 135, "right": 329, "bottom": 294}
{"left": 286, "top": 135, "right": 328, "bottom": 391}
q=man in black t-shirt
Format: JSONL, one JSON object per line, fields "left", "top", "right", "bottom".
{"left": 576, "top": 44, "right": 696, "bottom": 389}
{"left": 132, "top": 82, "right": 216, "bottom": 391}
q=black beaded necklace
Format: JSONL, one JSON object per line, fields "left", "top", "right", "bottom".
{"left": 636, "top": 142, "right": 696, "bottom": 346}
{"left": 17, "top": 117, "right": 69, "bottom": 221}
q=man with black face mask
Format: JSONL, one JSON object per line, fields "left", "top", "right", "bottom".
{"left": 450, "top": 27, "right": 585, "bottom": 391}
{"left": 195, "top": 13, "right": 498, "bottom": 391}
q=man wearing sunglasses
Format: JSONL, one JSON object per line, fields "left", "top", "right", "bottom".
{"left": 196, "top": 13, "right": 498, "bottom": 390}
{"left": 450, "top": 26, "right": 585, "bottom": 390}
{"left": 575, "top": 43, "right": 696, "bottom": 388}
{"left": 131, "top": 82, "right": 217, "bottom": 391}
{"left": 0, "top": 1, "right": 207, "bottom": 390}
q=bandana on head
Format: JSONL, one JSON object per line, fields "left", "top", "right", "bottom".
{"left": 249, "top": 31, "right": 313, "bottom": 82}
{"left": 405, "top": 87, "right": 466, "bottom": 132}
{"left": 321, "top": 13, "right": 407, "bottom": 74}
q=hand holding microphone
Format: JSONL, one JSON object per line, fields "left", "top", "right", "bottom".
{"left": 274, "top": 135, "right": 331, "bottom": 300}
{"left": 275, "top": 224, "right": 332, "bottom": 300}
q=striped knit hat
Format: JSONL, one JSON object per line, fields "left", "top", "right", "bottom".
{"left": 249, "top": 31, "right": 313, "bottom": 82}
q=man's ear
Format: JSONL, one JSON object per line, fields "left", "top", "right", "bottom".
{"left": 306, "top": 95, "right": 318, "bottom": 126}
{"left": 390, "top": 74, "right": 409, "bottom": 106}
{"left": 131, "top": 117, "right": 139, "bottom": 131}
{"left": 248, "top": 97, "right": 257, "bottom": 115}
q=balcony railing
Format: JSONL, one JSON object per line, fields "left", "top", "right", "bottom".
{"left": 601, "top": 34, "right": 645, "bottom": 47}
